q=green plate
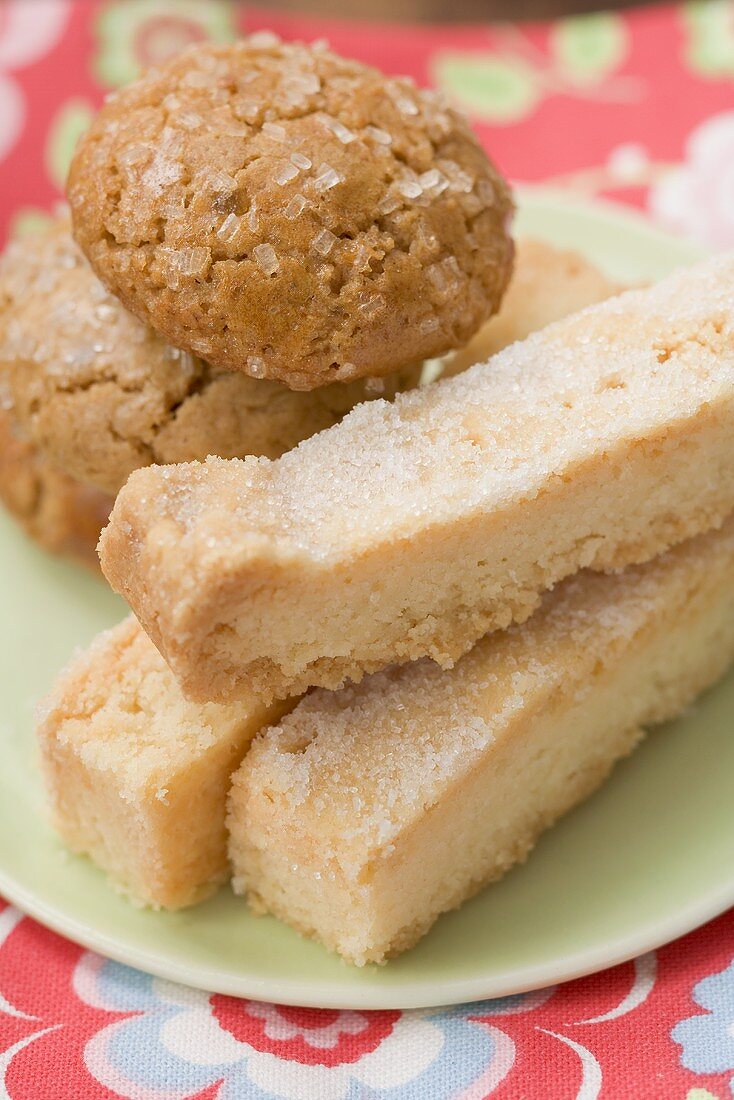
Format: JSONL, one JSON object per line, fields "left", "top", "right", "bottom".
{"left": 1, "top": 189, "right": 728, "bottom": 1011}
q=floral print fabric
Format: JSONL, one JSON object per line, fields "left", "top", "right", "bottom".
{"left": 1, "top": 2, "right": 734, "bottom": 1096}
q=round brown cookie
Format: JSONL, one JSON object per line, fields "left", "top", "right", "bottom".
{"left": 1, "top": 220, "right": 422, "bottom": 497}
{"left": 68, "top": 36, "right": 513, "bottom": 391}
{"left": 0, "top": 405, "right": 112, "bottom": 569}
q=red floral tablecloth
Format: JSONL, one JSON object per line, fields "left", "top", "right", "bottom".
{"left": 1, "top": 2, "right": 734, "bottom": 1097}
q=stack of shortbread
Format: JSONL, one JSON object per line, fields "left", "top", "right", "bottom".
{"left": 28, "top": 37, "right": 734, "bottom": 966}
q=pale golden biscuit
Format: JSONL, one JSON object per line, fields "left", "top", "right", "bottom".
{"left": 229, "top": 519, "right": 734, "bottom": 965}
{"left": 101, "top": 254, "right": 734, "bottom": 704}
{"left": 36, "top": 616, "right": 293, "bottom": 909}
{"left": 68, "top": 38, "right": 513, "bottom": 390}
{"left": 442, "top": 237, "right": 623, "bottom": 376}
{"left": 1, "top": 221, "right": 421, "bottom": 496}
{"left": 0, "top": 406, "right": 112, "bottom": 568}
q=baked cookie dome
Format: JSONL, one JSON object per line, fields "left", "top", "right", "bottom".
{"left": 0, "top": 406, "right": 112, "bottom": 568}
{"left": 68, "top": 36, "right": 514, "bottom": 391}
{"left": 0, "top": 220, "right": 421, "bottom": 496}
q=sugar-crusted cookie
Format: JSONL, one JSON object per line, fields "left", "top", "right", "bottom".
{"left": 1, "top": 220, "right": 421, "bottom": 495}
{"left": 230, "top": 519, "right": 734, "bottom": 964}
{"left": 68, "top": 37, "right": 513, "bottom": 390}
{"left": 0, "top": 405, "right": 111, "bottom": 567}
{"left": 100, "top": 254, "right": 734, "bottom": 703}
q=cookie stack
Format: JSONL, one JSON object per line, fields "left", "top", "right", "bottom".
{"left": 0, "top": 35, "right": 514, "bottom": 566}
{"left": 0, "top": 220, "right": 426, "bottom": 565}
{"left": 31, "top": 37, "right": 734, "bottom": 966}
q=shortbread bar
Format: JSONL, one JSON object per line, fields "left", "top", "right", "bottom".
{"left": 37, "top": 616, "right": 291, "bottom": 908}
{"left": 229, "top": 518, "right": 734, "bottom": 965}
{"left": 442, "top": 237, "right": 623, "bottom": 376}
{"left": 101, "top": 254, "right": 734, "bottom": 703}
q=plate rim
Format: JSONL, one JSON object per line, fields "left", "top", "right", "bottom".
{"left": 514, "top": 183, "right": 704, "bottom": 255}
{"left": 2, "top": 187, "right": 724, "bottom": 1010}
{"left": 1, "top": 863, "right": 732, "bottom": 1009}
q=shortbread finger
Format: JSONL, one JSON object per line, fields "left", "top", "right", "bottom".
{"left": 442, "top": 237, "right": 623, "bottom": 376}
{"left": 229, "top": 518, "right": 734, "bottom": 965}
{"left": 101, "top": 254, "right": 734, "bottom": 704}
{"left": 36, "top": 616, "right": 291, "bottom": 909}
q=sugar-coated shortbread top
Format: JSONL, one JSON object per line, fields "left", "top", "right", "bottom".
{"left": 68, "top": 36, "right": 513, "bottom": 390}
{"left": 0, "top": 219, "right": 420, "bottom": 496}
{"left": 106, "top": 252, "right": 734, "bottom": 558}
{"left": 239, "top": 519, "right": 734, "bottom": 869}
{"left": 442, "top": 237, "right": 623, "bottom": 376}
{"left": 100, "top": 252, "right": 734, "bottom": 703}
{"left": 36, "top": 616, "right": 268, "bottom": 800}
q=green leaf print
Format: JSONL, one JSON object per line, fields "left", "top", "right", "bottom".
{"left": 94, "top": 0, "right": 236, "bottom": 88}
{"left": 551, "top": 13, "right": 628, "bottom": 84}
{"left": 432, "top": 53, "right": 538, "bottom": 124}
{"left": 8, "top": 208, "right": 57, "bottom": 240}
{"left": 45, "top": 99, "right": 95, "bottom": 192}
{"left": 684, "top": 0, "right": 734, "bottom": 78}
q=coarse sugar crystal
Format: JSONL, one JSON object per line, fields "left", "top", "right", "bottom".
{"left": 252, "top": 243, "right": 279, "bottom": 276}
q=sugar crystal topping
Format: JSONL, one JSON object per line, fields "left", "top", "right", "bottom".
{"left": 70, "top": 36, "right": 516, "bottom": 390}
{"left": 252, "top": 243, "right": 279, "bottom": 276}
{"left": 181, "top": 69, "right": 209, "bottom": 89}
{"left": 167, "top": 247, "right": 210, "bottom": 277}
{"left": 377, "top": 193, "right": 400, "bottom": 216}
{"left": 395, "top": 179, "right": 422, "bottom": 199}
{"left": 243, "top": 510, "right": 734, "bottom": 863}
{"left": 274, "top": 161, "right": 299, "bottom": 186}
{"left": 419, "top": 168, "right": 449, "bottom": 196}
{"left": 216, "top": 212, "right": 240, "bottom": 242}
{"left": 118, "top": 253, "right": 734, "bottom": 560}
{"left": 284, "top": 193, "right": 308, "bottom": 219}
{"left": 247, "top": 355, "right": 266, "bottom": 377}
{"left": 177, "top": 111, "right": 203, "bottom": 131}
{"left": 312, "top": 164, "right": 343, "bottom": 192}
{"left": 365, "top": 125, "right": 392, "bottom": 145}
{"left": 262, "top": 121, "right": 287, "bottom": 142}
{"left": 358, "top": 293, "right": 385, "bottom": 319}
{"left": 237, "top": 100, "right": 260, "bottom": 124}
{"left": 311, "top": 228, "right": 337, "bottom": 256}
{"left": 395, "top": 93, "right": 419, "bottom": 116}
{"left": 324, "top": 117, "right": 355, "bottom": 144}
{"left": 207, "top": 169, "right": 237, "bottom": 193}
{"left": 248, "top": 30, "right": 282, "bottom": 48}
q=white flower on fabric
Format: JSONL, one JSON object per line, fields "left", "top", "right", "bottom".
{"left": 0, "top": 73, "right": 24, "bottom": 163}
{"left": 649, "top": 110, "right": 734, "bottom": 248}
{"left": 160, "top": 1000, "right": 445, "bottom": 1098}
{"left": 0, "top": 0, "right": 69, "bottom": 68}
{"left": 0, "top": 0, "right": 70, "bottom": 163}
{"left": 246, "top": 1001, "right": 370, "bottom": 1048}
{"left": 73, "top": 953, "right": 503, "bottom": 1100}
{"left": 606, "top": 142, "right": 650, "bottom": 183}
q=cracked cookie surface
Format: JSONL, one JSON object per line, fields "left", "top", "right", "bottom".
{"left": 68, "top": 37, "right": 514, "bottom": 390}
{"left": 1, "top": 220, "right": 422, "bottom": 495}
